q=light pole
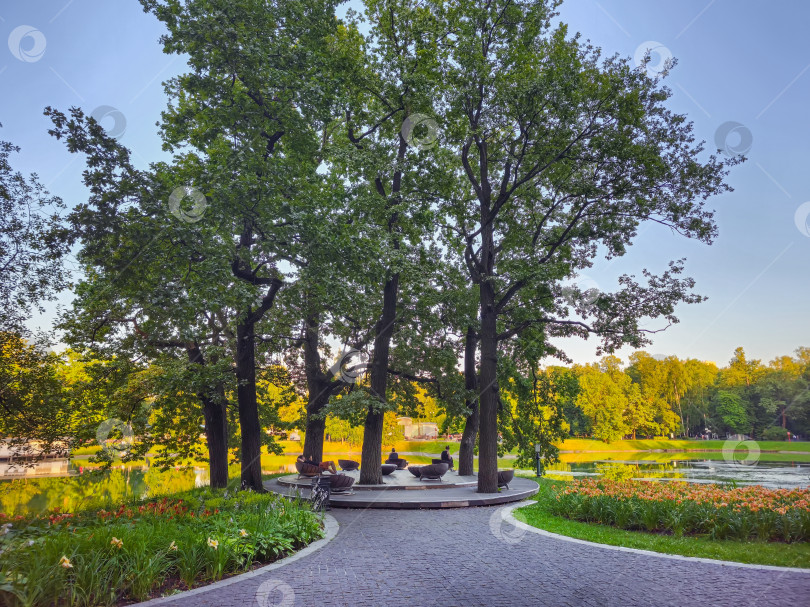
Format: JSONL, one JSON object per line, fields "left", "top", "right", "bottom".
{"left": 535, "top": 443, "right": 543, "bottom": 477}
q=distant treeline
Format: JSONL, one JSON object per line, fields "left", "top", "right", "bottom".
{"left": 513, "top": 347, "right": 810, "bottom": 442}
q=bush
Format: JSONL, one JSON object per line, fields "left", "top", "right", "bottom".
{"left": 761, "top": 426, "right": 789, "bottom": 441}
{"left": 0, "top": 488, "right": 323, "bottom": 606}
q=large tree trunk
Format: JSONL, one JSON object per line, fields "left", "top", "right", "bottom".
{"left": 477, "top": 192, "right": 499, "bottom": 493}
{"left": 301, "top": 310, "right": 338, "bottom": 462}
{"left": 360, "top": 407, "right": 385, "bottom": 484}
{"left": 458, "top": 325, "right": 479, "bottom": 476}
{"left": 477, "top": 281, "right": 499, "bottom": 493}
{"left": 229, "top": 223, "right": 283, "bottom": 492}
{"left": 186, "top": 344, "right": 229, "bottom": 489}
{"left": 360, "top": 272, "right": 399, "bottom": 485}
{"left": 236, "top": 319, "right": 264, "bottom": 491}
{"left": 359, "top": 133, "right": 406, "bottom": 486}
{"left": 303, "top": 415, "right": 326, "bottom": 461}
{"left": 201, "top": 391, "right": 229, "bottom": 488}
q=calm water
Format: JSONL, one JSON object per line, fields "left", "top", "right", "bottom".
{"left": 0, "top": 465, "right": 216, "bottom": 517}
{"left": 547, "top": 456, "right": 810, "bottom": 489}
{"left": 0, "top": 457, "right": 304, "bottom": 516}
{"left": 2, "top": 451, "right": 808, "bottom": 516}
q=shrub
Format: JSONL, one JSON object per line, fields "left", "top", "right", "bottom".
{"left": 0, "top": 489, "right": 323, "bottom": 606}
{"left": 761, "top": 426, "right": 789, "bottom": 441}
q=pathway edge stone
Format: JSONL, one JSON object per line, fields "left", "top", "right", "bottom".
{"left": 504, "top": 501, "right": 810, "bottom": 573}
{"left": 130, "top": 513, "right": 339, "bottom": 606}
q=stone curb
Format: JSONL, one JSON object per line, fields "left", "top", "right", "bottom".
{"left": 502, "top": 501, "right": 810, "bottom": 573}
{"left": 130, "top": 514, "right": 339, "bottom": 606}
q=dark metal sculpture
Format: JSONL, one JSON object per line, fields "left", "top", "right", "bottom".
{"left": 418, "top": 463, "right": 450, "bottom": 481}
{"left": 338, "top": 459, "right": 359, "bottom": 471}
{"left": 497, "top": 469, "right": 515, "bottom": 489}
{"left": 328, "top": 474, "right": 355, "bottom": 493}
{"left": 296, "top": 461, "right": 321, "bottom": 478}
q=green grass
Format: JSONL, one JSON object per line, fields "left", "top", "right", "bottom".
{"left": 562, "top": 450, "right": 810, "bottom": 464}
{"left": 559, "top": 438, "right": 810, "bottom": 453}
{"left": 328, "top": 437, "right": 810, "bottom": 458}
{"left": 514, "top": 480, "right": 810, "bottom": 568}
{"left": 664, "top": 451, "right": 810, "bottom": 463}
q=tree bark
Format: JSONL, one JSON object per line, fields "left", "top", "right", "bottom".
{"left": 186, "top": 344, "right": 229, "bottom": 489}
{"left": 201, "top": 391, "right": 229, "bottom": 488}
{"left": 477, "top": 184, "right": 499, "bottom": 493}
{"left": 303, "top": 415, "right": 326, "bottom": 461}
{"left": 477, "top": 280, "right": 500, "bottom": 493}
{"left": 360, "top": 407, "right": 385, "bottom": 484}
{"left": 236, "top": 319, "right": 264, "bottom": 491}
{"left": 359, "top": 133, "right": 407, "bottom": 485}
{"left": 458, "top": 325, "right": 479, "bottom": 476}
{"left": 229, "top": 222, "right": 283, "bottom": 492}
{"left": 360, "top": 272, "right": 399, "bottom": 485}
{"left": 302, "top": 310, "right": 336, "bottom": 462}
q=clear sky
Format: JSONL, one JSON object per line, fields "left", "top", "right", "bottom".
{"left": 1, "top": 0, "right": 808, "bottom": 367}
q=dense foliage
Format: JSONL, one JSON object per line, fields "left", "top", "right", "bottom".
{"left": 0, "top": 138, "right": 68, "bottom": 336}
{"left": 1, "top": 0, "right": 753, "bottom": 494}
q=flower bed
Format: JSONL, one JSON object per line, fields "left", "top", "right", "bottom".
{"left": 547, "top": 479, "right": 810, "bottom": 542}
{"left": 0, "top": 489, "right": 323, "bottom": 606}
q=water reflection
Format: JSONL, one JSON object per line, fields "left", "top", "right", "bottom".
{"left": 0, "top": 467, "right": 206, "bottom": 516}
{"left": 0, "top": 458, "right": 302, "bottom": 516}
{"left": 548, "top": 458, "right": 810, "bottom": 489}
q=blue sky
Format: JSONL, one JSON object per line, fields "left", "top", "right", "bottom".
{"left": 1, "top": 0, "right": 808, "bottom": 367}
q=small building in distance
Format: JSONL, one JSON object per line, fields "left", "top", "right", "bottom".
{"left": 397, "top": 417, "right": 438, "bottom": 439}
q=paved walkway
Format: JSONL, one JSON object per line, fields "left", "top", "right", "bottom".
{"left": 151, "top": 504, "right": 810, "bottom": 607}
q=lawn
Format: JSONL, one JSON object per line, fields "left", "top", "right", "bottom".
{"left": 558, "top": 438, "right": 810, "bottom": 453}
{"left": 515, "top": 479, "right": 810, "bottom": 568}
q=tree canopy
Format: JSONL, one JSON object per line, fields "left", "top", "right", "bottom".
{"left": 2, "top": 0, "right": 773, "bottom": 495}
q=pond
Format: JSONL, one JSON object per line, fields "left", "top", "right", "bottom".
{"left": 2, "top": 449, "right": 808, "bottom": 516}
{"left": 547, "top": 451, "right": 810, "bottom": 489}
{"left": 0, "top": 453, "right": 307, "bottom": 516}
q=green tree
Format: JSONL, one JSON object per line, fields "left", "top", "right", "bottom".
{"left": 329, "top": 2, "right": 449, "bottom": 485}
{"left": 627, "top": 352, "right": 669, "bottom": 437}
{"left": 719, "top": 347, "right": 765, "bottom": 389}
{"left": 575, "top": 364, "right": 628, "bottom": 442}
{"left": 325, "top": 415, "right": 364, "bottom": 447}
{"left": 626, "top": 352, "right": 681, "bottom": 437}
{"left": 681, "top": 358, "right": 719, "bottom": 435}
{"left": 755, "top": 355, "right": 808, "bottom": 438}
{"left": 501, "top": 363, "right": 576, "bottom": 470}
{"left": 718, "top": 347, "right": 766, "bottom": 437}
{"left": 47, "top": 106, "right": 235, "bottom": 487}
{"left": 0, "top": 136, "right": 68, "bottom": 335}
{"left": 0, "top": 332, "right": 68, "bottom": 458}
{"left": 711, "top": 390, "right": 750, "bottom": 435}
{"left": 146, "top": 0, "right": 333, "bottom": 490}
{"left": 423, "top": 0, "right": 736, "bottom": 491}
